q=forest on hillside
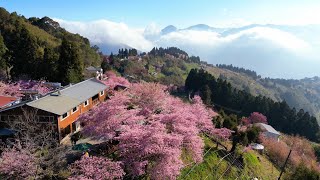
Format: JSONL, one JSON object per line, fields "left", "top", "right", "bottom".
{"left": 0, "top": 7, "right": 100, "bottom": 84}
{"left": 208, "top": 64, "right": 320, "bottom": 123}
{"left": 185, "top": 68, "right": 320, "bottom": 142}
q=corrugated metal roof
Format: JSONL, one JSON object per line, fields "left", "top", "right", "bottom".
{"left": 27, "top": 95, "right": 80, "bottom": 115}
{"left": 255, "top": 123, "right": 280, "bottom": 135}
{"left": 60, "top": 78, "right": 107, "bottom": 103}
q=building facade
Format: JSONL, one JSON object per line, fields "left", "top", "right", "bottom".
{"left": 0, "top": 78, "right": 108, "bottom": 141}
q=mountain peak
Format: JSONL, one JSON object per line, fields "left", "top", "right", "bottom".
{"left": 185, "top": 24, "right": 227, "bottom": 33}
{"left": 187, "top": 24, "right": 212, "bottom": 30}
{"left": 161, "top": 25, "right": 177, "bottom": 35}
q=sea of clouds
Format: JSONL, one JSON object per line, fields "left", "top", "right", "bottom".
{"left": 55, "top": 18, "right": 320, "bottom": 79}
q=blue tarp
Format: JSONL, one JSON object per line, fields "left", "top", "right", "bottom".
{"left": 0, "top": 128, "right": 15, "bottom": 136}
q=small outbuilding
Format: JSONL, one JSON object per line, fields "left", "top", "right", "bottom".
{"left": 254, "top": 123, "right": 280, "bottom": 141}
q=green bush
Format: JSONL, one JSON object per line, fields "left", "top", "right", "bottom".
{"left": 284, "top": 164, "right": 320, "bottom": 180}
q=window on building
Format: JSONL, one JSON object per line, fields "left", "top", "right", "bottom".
{"left": 38, "top": 116, "right": 53, "bottom": 122}
{"left": 92, "top": 94, "right": 99, "bottom": 101}
{"left": 84, "top": 100, "right": 89, "bottom": 107}
{"left": 61, "top": 112, "right": 69, "bottom": 120}
{"left": 100, "top": 90, "right": 104, "bottom": 96}
{"left": 72, "top": 106, "right": 78, "bottom": 113}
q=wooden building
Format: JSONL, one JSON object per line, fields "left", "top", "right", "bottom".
{"left": 0, "top": 78, "right": 108, "bottom": 141}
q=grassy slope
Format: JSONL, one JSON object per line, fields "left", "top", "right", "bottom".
{"left": 178, "top": 136, "right": 279, "bottom": 180}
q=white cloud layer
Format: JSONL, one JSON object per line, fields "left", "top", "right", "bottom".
{"left": 55, "top": 18, "right": 320, "bottom": 79}
{"left": 55, "top": 18, "right": 154, "bottom": 51}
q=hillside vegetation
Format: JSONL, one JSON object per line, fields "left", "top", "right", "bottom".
{"left": 102, "top": 47, "right": 202, "bottom": 87}
{"left": 186, "top": 69, "right": 320, "bottom": 142}
{"left": 105, "top": 46, "right": 320, "bottom": 128}
{"left": 209, "top": 64, "right": 320, "bottom": 122}
{"left": 0, "top": 7, "right": 100, "bottom": 83}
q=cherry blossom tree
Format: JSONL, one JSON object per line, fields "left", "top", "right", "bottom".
{"left": 0, "top": 148, "right": 36, "bottom": 179}
{"left": 0, "top": 80, "right": 52, "bottom": 98}
{"left": 101, "top": 71, "right": 130, "bottom": 90}
{"left": 80, "top": 78, "right": 232, "bottom": 179}
{"left": 0, "top": 110, "right": 69, "bottom": 179}
{"left": 68, "top": 156, "right": 125, "bottom": 180}
{"left": 260, "top": 134, "right": 318, "bottom": 170}
{"left": 17, "top": 80, "right": 52, "bottom": 95}
{"left": 241, "top": 112, "right": 268, "bottom": 125}
{"left": 0, "top": 81, "right": 22, "bottom": 97}
{"left": 249, "top": 112, "right": 268, "bottom": 124}
{"left": 117, "top": 122, "right": 183, "bottom": 179}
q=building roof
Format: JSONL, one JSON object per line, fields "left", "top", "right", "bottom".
{"left": 27, "top": 78, "right": 107, "bottom": 115}
{"left": 86, "top": 66, "right": 102, "bottom": 72}
{"left": 250, "top": 143, "right": 264, "bottom": 150}
{"left": 27, "top": 94, "right": 80, "bottom": 115}
{"left": 0, "top": 96, "right": 17, "bottom": 108}
{"left": 255, "top": 123, "right": 280, "bottom": 135}
{"left": 60, "top": 78, "right": 107, "bottom": 103}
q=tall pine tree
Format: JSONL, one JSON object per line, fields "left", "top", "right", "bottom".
{"left": 0, "top": 34, "right": 7, "bottom": 70}
{"left": 40, "top": 47, "right": 58, "bottom": 81}
{"left": 57, "top": 37, "right": 83, "bottom": 85}
{"left": 10, "top": 27, "right": 39, "bottom": 79}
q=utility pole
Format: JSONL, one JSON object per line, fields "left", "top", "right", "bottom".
{"left": 278, "top": 149, "right": 292, "bottom": 180}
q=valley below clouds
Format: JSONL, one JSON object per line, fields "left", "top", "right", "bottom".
{"left": 56, "top": 18, "right": 320, "bottom": 79}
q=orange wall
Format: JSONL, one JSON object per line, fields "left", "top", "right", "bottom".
{"left": 81, "top": 98, "right": 93, "bottom": 114}
{"left": 99, "top": 89, "right": 107, "bottom": 101}
{"left": 58, "top": 105, "right": 81, "bottom": 129}
{"left": 57, "top": 89, "right": 108, "bottom": 137}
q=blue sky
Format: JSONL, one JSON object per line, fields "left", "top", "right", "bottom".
{"left": 1, "top": 0, "right": 320, "bottom": 28}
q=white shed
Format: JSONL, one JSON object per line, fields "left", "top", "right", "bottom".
{"left": 254, "top": 123, "right": 280, "bottom": 141}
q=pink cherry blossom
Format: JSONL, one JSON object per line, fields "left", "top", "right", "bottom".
{"left": 101, "top": 71, "right": 130, "bottom": 90}
{"left": 0, "top": 80, "right": 53, "bottom": 98}
{"left": 80, "top": 78, "right": 232, "bottom": 179}
{"left": 0, "top": 148, "right": 36, "bottom": 179}
{"left": 68, "top": 155, "right": 125, "bottom": 180}
{"left": 240, "top": 112, "right": 268, "bottom": 126}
